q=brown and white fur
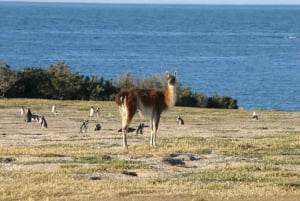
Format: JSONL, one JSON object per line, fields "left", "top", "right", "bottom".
{"left": 115, "top": 71, "right": 177, "bottom": 148}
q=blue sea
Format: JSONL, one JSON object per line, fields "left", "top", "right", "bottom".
{"left": 0, "top": 2, "right": 299, "bottom": 111}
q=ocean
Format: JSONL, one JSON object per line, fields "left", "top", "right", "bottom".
{"left": 0, "top": 2, "right": 299, "bottom": 111}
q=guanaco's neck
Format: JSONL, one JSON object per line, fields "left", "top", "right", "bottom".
{"left": 164, "top": 84, "right": 176, "bottom": 108}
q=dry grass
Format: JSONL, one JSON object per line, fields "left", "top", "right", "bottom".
{"left": 0, "top": 98, "right": 299, "bottom": 201}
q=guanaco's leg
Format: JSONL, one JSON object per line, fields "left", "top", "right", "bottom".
{"left": 119, "top": 99, "right": 136, "bottom": 148}
{"left": 150, "top": 112, "right": 160, "bottom": 146}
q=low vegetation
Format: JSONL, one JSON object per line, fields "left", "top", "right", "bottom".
{"left": 0, "top": 98, "right": 299, "bottom": 201}
{"left": 0, "top": 62, "right": 238, "bottom": 109}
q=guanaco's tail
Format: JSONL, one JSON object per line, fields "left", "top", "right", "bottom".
{"left": 115, "top": 91, "right": 128, "bottom": 106}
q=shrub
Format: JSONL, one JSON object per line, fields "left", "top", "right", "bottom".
{"left": 1, "top": 63, "right": 238, "bottom": 109}
{"left": 4, "top": 62, "right": 118, "bottom": 101}
{"left": 208, "top": 94, "right": 238, "bottom": 109}
{"left": 116, "top": 72, "right": 137, "bottom": 90}
{"left": 116, "top": 72, "right": 238, "bottom": 109}
{"left": 0, "top": 63, "right": 19, "bottom": 97}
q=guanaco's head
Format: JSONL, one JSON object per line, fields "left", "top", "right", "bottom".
{"left": 166, "top": 71, "right": 176, "bottom": 86}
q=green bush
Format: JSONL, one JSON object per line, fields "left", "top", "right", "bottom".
{"left": 208, "top": 94, "right": 238, "bottom": 109}
{"left": 1, "top": 62, "right": 238, "bottom": 109}
{"left": 115, "top": 72, "right": 238, "bottom": 109}
{"left": 0, "top": 63, "right": 19, "bottom": 97}
{"left": 4, "top": 62, "right": 118, "bottom": 101}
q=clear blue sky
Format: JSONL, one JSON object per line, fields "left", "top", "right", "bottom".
{"left": 1, "top": 0, "right": 300, "bottom": 5}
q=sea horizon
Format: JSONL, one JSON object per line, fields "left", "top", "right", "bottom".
{"left": 0, "top": 2, "right": 299, "bottom": 111}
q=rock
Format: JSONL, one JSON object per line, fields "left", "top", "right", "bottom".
{"left": 0, "top": 157, "right": 16, "bottom": 163}
{"left": 162, "top": 157, "right": 185, "bottom": 166}
{"left": 89, "top": 176, "right": 101, "bottom": 180}
{"left": 168, "top": 153, "right": 199, "bottom": 162}
{"left": 122, "top": 171, "right": 138, "bottom": 176}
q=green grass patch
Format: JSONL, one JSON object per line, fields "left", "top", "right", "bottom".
{"left": 1, "top": 98, "right": 300, "bottom": 201}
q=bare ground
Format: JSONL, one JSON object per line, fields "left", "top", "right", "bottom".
{"left": 0, "top": 100, "right": 299, "bottom": 201}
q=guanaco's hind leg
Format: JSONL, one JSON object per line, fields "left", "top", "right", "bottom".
{"left": 118, "top": 101, "right": 136, "bottom": 148}
{"left": 119, "top": 105, "right": 129, "bottom": 148}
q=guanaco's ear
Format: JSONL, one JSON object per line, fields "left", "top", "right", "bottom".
{"left": 166, "top": 71, "right": 170, "bottom": 77}
{"left": 166, "top": 71, "right": 176, "bottom": 78}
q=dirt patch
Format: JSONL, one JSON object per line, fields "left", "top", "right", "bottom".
{"left": 0, "top": 102, "right": 300, "bottom": 200}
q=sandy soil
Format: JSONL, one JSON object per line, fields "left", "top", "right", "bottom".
{"left": 0, "top": 103, "right": 299, "bottom": 200}
{"left": 1, "top": 104, "right": 299, "bottom": 170}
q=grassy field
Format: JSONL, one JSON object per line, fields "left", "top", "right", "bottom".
{"left": 0, "top": 98, "right": 299, "bottom": 201}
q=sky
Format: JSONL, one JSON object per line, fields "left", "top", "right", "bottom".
{"left": 1, "top": 0, "right": 300, "bottom": 5}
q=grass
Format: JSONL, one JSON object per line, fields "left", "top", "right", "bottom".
{"left": 0, "top": 98, "right": 300, "bottom": 201}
